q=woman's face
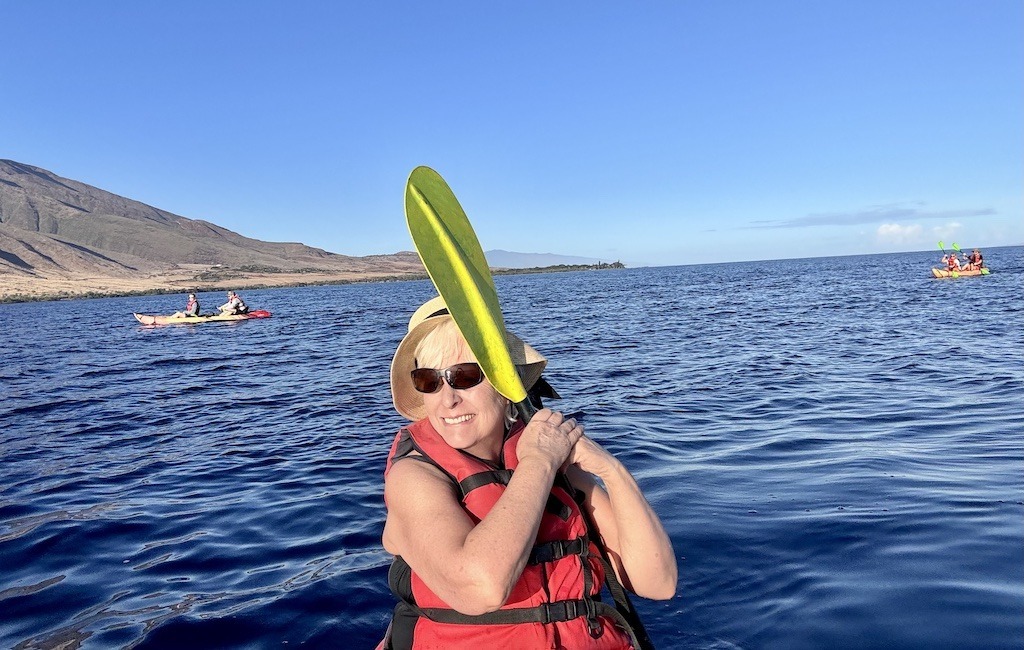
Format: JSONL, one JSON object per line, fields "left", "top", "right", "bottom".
{"left": 421, "top": 347, "right": 508, "bottom": 461}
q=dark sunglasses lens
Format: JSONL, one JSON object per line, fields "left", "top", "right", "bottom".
{"left": 449, "top": 363, "right": 484, "bottom": 389}
{"left": 411, "top": 368, "right": 443, "bottom": 393}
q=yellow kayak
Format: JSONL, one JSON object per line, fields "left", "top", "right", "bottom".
{"left": 931, "top": 268, "right": 990, "bottom": 279}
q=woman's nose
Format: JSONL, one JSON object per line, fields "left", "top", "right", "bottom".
{"left": 439, "top": 381, "right": 461, "bottom": 407}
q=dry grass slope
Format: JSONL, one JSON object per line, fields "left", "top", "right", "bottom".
{"left": 0, "top": 160, "right": 425, "bottom": 302}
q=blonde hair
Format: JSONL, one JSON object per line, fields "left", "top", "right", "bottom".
{"left": 413, "top": 318, "right": 476, "bottom": 369}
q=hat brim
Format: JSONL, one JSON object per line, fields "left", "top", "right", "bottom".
{"left": 390, "top": 313, "right": 547, "bottom": 421}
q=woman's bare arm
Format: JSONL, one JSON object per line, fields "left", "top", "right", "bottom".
{"left": 382, "top": 410, "right": 583, "bottom": 614}
{"left": 565, "top": 436, "right": 677, "bottom": 600}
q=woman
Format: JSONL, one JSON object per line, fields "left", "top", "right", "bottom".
{"left": 942, "top": 253, "right": 961, "bottom": 272}
{"left": 171, "top": 293, "right": 200, "bottom": 318}
{"left": 381, "top": 296, "right": 676, "bottom": 649}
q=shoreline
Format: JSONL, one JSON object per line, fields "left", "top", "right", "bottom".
{"left": 0, "top": 270, "right": 428, "bottom": 305}
{"left": 1, "top": 263, "right": 624, "bottom": 304}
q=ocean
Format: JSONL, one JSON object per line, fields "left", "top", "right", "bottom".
{"left": 1, "top": 246, "right": 1021, "bottom": 649}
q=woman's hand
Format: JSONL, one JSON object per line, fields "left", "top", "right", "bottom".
{"left": 563, "top": 433, "right": 617, "bottom": 478}
{"left": 516, "top": 408, "right": 583, "bottom": 472}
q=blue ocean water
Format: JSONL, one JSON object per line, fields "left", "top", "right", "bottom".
{"left": 1, "top": 247, "right": 1022, "bottom": 649}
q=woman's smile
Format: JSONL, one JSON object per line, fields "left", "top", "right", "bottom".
{"left": 442, "top": 413, "right": 475, "bottom": 425}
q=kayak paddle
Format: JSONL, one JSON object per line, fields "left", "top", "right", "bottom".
{"left": 404, "top": 166, "right": 537, "bottom": 421}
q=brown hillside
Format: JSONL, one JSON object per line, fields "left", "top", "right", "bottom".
{"left": 0, "top": 160, "right": 425, "bottom": 300}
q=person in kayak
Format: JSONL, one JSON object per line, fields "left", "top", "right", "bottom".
{"left": 964, "top": 248, "right": 984, "bottom": 271}
{"left": 171, "top": 293, "right": 200, "bottom": 318}
{"left": 218, "top": 291, "right": 249, "bottom": 315}
{"left": 379, "top": 296, "right": 676, "bottom": 649}
{"left": 941, "top": 252, "right": 962, "bottom": 272}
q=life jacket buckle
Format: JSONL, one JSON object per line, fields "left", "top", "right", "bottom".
{"left": 540, "top": 599, "right": 581, "bottom": 624}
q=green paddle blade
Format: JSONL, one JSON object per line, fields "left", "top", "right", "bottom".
{"left": 938, "top": 241, "right": 945, "bottom": 251}
{"left": 404, "top": 166, "right": 529, "bottom": 405}
{"left": 952, "top": 242, "right": 961, "bottom": 252}
{"left": 981, "top": 267, "right": 991, "bottom": 275}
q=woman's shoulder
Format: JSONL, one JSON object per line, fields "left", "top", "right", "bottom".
{"left": 387, "top": 454, "right": 457, "bottom": 492}
{"left": 385, "top": 455, "right": 462, "bottom": 517}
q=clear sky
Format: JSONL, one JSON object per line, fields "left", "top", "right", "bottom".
{"left": 2, "top": 1, "right": 1021, "bottom": 267}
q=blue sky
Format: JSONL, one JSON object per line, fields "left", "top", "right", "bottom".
{"left": 2, "top": 1, "right": 1021, "bottom": 267}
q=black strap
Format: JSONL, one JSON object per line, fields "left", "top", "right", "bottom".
{"left": 578, "top": 506, "right": 655, "bottom": 649}
{"left": 528, "top": 537, "right": 586, "bottom": 565}
{"left": 526, "top": 535, "right": 603, "bottom": 637}
{"left": 544, "top": 495, "right": 572, "bottom": 521}
{"left": 406, "top": 599, "right": 639, "bottom": 649}
{"left": 392, "top": 428, "right": 417, "bottom": 461}
{"left": 458, "top": 469, "right": 512, "bottom": 494}
{"left": 416, "top": 598, "right": 586, "bottom": 625}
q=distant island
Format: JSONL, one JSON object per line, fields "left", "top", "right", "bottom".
{"left": 493, "top": 260, "right": 626, "bottom": 275}
{"left": 0, "top": 160, "right": 624, "bottom": 303}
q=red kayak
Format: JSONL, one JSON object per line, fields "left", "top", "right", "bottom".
{"left": 133, "top": 310, "right": 272, "bottom": 325}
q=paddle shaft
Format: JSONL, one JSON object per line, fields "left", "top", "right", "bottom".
{"left": 515, "top": 398, "right": 538, "bottom": 423}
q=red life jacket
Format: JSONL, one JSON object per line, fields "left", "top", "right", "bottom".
{"left": 947, "top": 257, "right": 960, "bottom": 270}
{"left": 382, "top": 418, "right": 638, "bottom": 649}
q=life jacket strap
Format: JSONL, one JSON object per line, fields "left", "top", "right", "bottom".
{"left": 459, "top": 469, "right": 513, "bottom": 493}
{"left": 528, "top": 536, "right": 587, "bottom": 564}
{"left": 414, "top": 597, "right": 593, "bottom": 625}
{"left": 402, "top": 599, "right": 640, "bottom": 648}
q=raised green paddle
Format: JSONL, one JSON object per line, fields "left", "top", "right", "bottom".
{"left": 404, "top": 166, "right": 537, "bottom": 421}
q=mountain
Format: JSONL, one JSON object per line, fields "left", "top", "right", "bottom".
{"left": 0, "top": 160, "right": 424, "bottom": 300}
{"left": 0, "top": 160, "right": 614, "bottom": 302}
{"left": 484, "top": 249, "right": 610, "bottom": 269}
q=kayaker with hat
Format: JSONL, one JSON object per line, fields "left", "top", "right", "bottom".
{"left": 218, "top": 290, "right": 249, "bottom": 315}
{"left": 965, "top": 248, "right": 984, "bottom": 271}
{"left": 379, "top": 296, "right": 676, "bottom": 649}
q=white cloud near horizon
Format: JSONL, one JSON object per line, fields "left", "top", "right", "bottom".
{"left": 876, "top": 223, "right": 923, "bottom": 244}
{"left": 932, "top": 222, "right": 964, "bottom": 241}
{"left": 746, "top": 204, "right": 995, "bottom": 229}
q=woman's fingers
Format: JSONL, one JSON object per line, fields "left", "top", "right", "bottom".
{"left": 561, "top": 417, "right": 584, "bottom": 446}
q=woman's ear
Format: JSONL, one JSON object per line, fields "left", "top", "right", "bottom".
{"left": 505, "top": 400, "right": 517, "bottom": 425}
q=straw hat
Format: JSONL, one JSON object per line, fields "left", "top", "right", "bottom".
{"left": 390, "top": 296, "right": 547, "bottom": 421}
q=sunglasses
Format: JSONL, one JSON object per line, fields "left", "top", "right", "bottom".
{"left": 411, "top": 362, "right": 485, "bottom": 393}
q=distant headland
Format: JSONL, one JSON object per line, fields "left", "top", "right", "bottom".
{"left": 0, "top": 160, "right": 624, "bottom": 304}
